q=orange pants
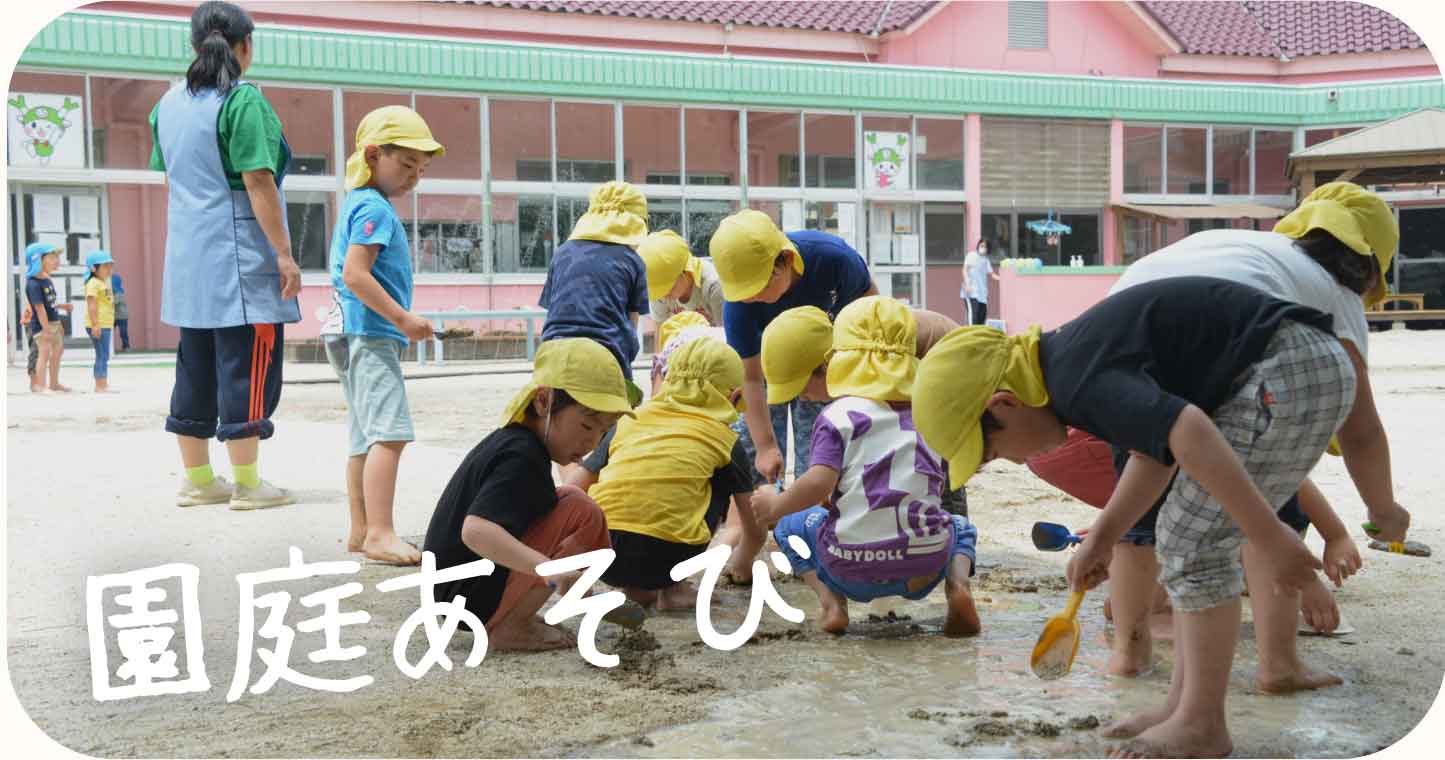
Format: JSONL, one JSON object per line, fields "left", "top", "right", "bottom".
{"left": 488, "top": 484, "right": 610, "bottom": 627}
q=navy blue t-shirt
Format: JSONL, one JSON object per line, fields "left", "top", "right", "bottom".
{"left": 539, "top": 239, "right": 648, "bottom": 378}
{"left": 25, "top": 277, "right": 60, "bottom": 331}
{"left": 723, "top": 230, "right": 873, "bottom": 359}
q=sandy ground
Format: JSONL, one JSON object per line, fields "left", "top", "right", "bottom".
{"left": 5, "top": 328, "right": 1445, "bottom": 757}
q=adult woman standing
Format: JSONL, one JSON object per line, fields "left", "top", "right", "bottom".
{"left": 150, "top": 1, "right": 301, "bottom": 509}
{"left": 961, "top": 239, "right": 998, "bottom": 326}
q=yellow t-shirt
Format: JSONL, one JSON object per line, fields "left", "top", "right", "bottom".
{"left": 589, "top": 402, "right": 737, "bottom": 546}
{"left": 84, "top": 277, "right": 115, "bottom": 329}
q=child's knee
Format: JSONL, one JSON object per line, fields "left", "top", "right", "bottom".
{"left": 554, "top": 488, "right": 609, "bottom": 550}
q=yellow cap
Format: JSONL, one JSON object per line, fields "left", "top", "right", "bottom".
{"left": 761, "top": 306, "right": 833, "bottom": 404}
{"left": 344, "top": 106, "right": 445, "bottom": 190}
{"left": 709, "top": 209, "right": 802, "bottom": 302}
{"left": 656, "top": 311, "right": 712, "bottom": 356}
{"left": 654, "top": 336, "right": 746, "bottom": 425}
{"left": 1273, "top": 182, "right": 1397, "bottom": 307}
{"left": 914, "top": 326, "right": 1050, "bottom": 489}
{"left": 568, "top": 181, "right": 649, "bottom": 247}
{"left": 827, "top": 296, "right": 917, "bottom": 402}
{"left": 501, "top": 338, "right": 637, "bottom": 426}
{"left": 638, "top": 230, "right": 699, "bottom": 302}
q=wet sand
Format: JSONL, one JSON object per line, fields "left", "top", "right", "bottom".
{"left": 6, "top": 328, "right": 1444, "bottom": 757}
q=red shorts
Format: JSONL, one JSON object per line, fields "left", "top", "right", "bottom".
{"left": 1024, "top": 428, "right": 1117, "bottom": 509}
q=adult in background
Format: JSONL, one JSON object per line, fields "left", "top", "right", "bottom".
{"left": 150, "top": 1, "right": 301, "bottom": 510}
{"left": 961, "top": 238, "right": 998, "bottom": 326}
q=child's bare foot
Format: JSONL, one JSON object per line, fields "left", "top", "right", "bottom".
{"left": 346, "top": 529, "right": 367, "bottom": 553}
{"left": 30, "top": 384, "right": 45, "bottom": 393}
{"left": 657, "top": 581, "right": 696, "bottom": 611}
{"left": 943, "top": 581, "right": 981, "bottom": 637}
{"left": 1109, "top": 716, "right": 1232, "bottom": 759}
{"left": 49, "top": 384, "right": 71, "bottom": 392}
{"left": 623, "top": 588, "right": 660, "bottom": 608}
{"left": 1102, "top": 705, "right": 1174, "bottom": 739}
{"left": 818, "top": 597, "right": 849, "bottom": 634}
{"left": 362, "top": 534, "right": 421, "bottom": 565}
{"left": 1107, "top": 627, "right": 1153, "bottom": 677}
{"left": 490, "top": 616, "right": 575, "bottom": 651}
{"left": 1257, "top": 660, "right": 1342, "bottom": 694}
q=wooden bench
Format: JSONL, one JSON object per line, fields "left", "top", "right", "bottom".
{"left": 1376, "top": 293, "right": 1426, "bottom": 310}
{"left": 1364, "top": 293, "right": 1445, "bottom": 324}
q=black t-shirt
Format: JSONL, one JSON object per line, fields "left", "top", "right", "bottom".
{"left": 422, "top": 424, "right": 558, "bottom": 625}
{"left": 1039, "top": 276, "right": 1335, "bottom": 467}
{"left": 26, "top": 277, "right": 59, "bottom": 330}
{"left": 582, "top": 426, "right": 754, "bottom": 499}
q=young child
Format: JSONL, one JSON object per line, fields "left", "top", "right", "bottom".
{"left": 913, "top": 277, "right": 1352, "bottom": 758}
{"left": 111, "top": 272, "right": 131, "bottom": 352}
{"left": 710, "top": 209, "right": 876, "bottom": 485}
{"left": 539, "top": 180, "right": 650, "bottom": 401}
{"left": 23, "top": 242, "right": 73, "bottom": 393}
{"left": 638, "top": 229, "right": 726, "bottom": 326}
{"left": 322, "top": 105, "right": 445, "bottom": 566}
{"left": 751, "top": 296, "right": 981, "bottom": 636}
{"left": 422, "top": 337, "right": 633, "bottom": 650}
{"left": 84, "top": 250, "right": 117, "bottom": 393}
{"left": 569, "top": 334, "right": 760, "bottom": 608}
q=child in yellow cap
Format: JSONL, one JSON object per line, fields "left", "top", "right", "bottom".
{"left": 751, "top": 296, "right": 981, "bottom": 636}
{"left": 321, "top": 105, "right": 445, "bottom": 565}
{"left": 639, "top": 229, "right": 726, "bottom": 326}
{"left": 539, "top": 181, "right": 650, "bottom": 396}
{"left": 709, "top": 209, "right": 876, "bottom": 487}
{"left": 422, "top": 337, "right": 633, "bottom": 651}
{"left": 568, "top": 335, "right": 761, "bottom": 608}
{"left": 914, "top": 276, "right": 1356, "bottom": 758}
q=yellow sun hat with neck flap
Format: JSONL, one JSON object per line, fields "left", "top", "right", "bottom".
{"left": 827, "top": 296, "right": 918, "bottom": 403}
{"left": 501, "top": 338, "right": 636, "bottom": 426}
{"left": 344, "top": 106, "right": 445, "bottom": 190}
{"left": 709, "top": 209, "right": 802, "bottom": 302}
{"left": 653, "top": 336, "right": 746, "bottom": 425}
{"left": 638, "top": 230, "right": 703, "bottom": 302}
{"left": 568, "top": 181, "right": 649, "bottom": 248}
{"left": 914, "top": 325, "right": 1051, "bottom": 489}
{"left": 1273, "top": 182, "right": 1398, "bottom": 308}
{"left": 761, "top": 306, "right": 834, "bottom": 405}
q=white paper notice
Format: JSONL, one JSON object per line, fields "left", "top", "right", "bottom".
{"left": 870, "top": 233, "right": 895, "bottom": 265}
{"left": 36, "top": 231, "right": 67, "bottom": 252}
{"left": 77, "top": 237, "right": 101, "bottom": 257}
{"left": 33, "top": 194, "right": 65, "bottom": 232}
{"left": 70, "top": 196, "right": 100, "bottom": 233}
{"left": 836, "top": 202, "right": 856, "bottom": 249}
{"left": 782, "top": 200, "right": 803, "bottom": 231}
{"left": 898, "top": 234, "right": 921, "bottom": 266}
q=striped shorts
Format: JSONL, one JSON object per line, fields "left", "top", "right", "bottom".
{"left": 1155, "top": 320, "right": 1355, "bottom": 612}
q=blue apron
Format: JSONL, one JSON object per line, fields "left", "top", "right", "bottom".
{"left": 156, "top": 81, "right": 301, "bottom": 328}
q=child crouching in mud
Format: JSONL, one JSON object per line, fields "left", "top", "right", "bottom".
{"left": 421, "top": 338, "right": 633, "bottom": 650}
{"left": 751, "top": 296, "right": 981, "bottom": 637}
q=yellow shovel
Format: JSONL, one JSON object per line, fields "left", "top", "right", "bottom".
{"left": 1031, "top": 590, "right": 1085, "bottom": 680}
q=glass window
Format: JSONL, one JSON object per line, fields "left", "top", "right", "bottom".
{"left": 981, "top": 212, "right": 1015, "bottom": 259}
{"left": 1306, "top": 126, "right": 1359, "bottom": 148}
{"left": 647, "top": 198, "right": 685, "bottom": 244}
{"left": 89, "top": 77, "right": 171, "bottom": 170}
{"left": 490, "top": 99, "right": 551, "bottom": 181}
{"left": 624, "top": 105, "right": 680, "bottom": 185}
{"left": 556, "top": 195, "right": 588, "bottom": 245}
{"left": 416, "top": 194, "right": 484, "bottom": 273}
{"left": 555, "top": 102, "right": 615, "bottom": 182}
{"left": 917, "top": 118, "right": 965, "bottom": 190}
{"left": 1166, "top": 127, "right": 1206, "bottom": 194}
{"left": 492, "top": 194, "right": 555, "bottom": 273}
{"left": 262, "top": 86, "right": 334, "bottom": 176}
{"left": 1254, "top": 130, "right": 1293, "bottom": 195}
{"left": 287, "top": 191, "right": 334, "bottom": 271}
{"left": 1122, "top": 214, "right": 1151, "bottom": 265}
{"left": 1123, "top": 125, "right": 1162, "bottom": 194}
{"left": 7, "top": 72, "right": 87, "bottom": 167}
{"left": 805, "top": 114, "right": 856, "bottom": 188}
{"left": 415, "top": 95, "right": 480, "bottom": 180}
{"left": 343, "top": 90, "right": 410, "bottom": 158}
{"left": 685, "top": 199, "right": 738, "bottom": 256}
{"left": 1398, "top": 207, "right": 1445, "bottom": 261}
{"left": 685, "top": 109, "right": 739, "bottom": 186}
{"left": 747, "top": 110, "right": 799, "bottom": 188}
{"left": 1212, "top": 127, "right": 1250, "bottom": 195}
{"left": 748, "top": 200, "right": 784, "bottom": 228}
{"left": 924, "top": 203, "right": 966, "bottom": 262}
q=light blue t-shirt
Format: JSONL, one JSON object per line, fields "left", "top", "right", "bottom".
{"left": 326, "top": 188, "right": 413, "bottom": 344}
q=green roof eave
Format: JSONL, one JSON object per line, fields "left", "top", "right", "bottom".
{"left": 16, "top": 12, "right": 1445, "bottom": 126}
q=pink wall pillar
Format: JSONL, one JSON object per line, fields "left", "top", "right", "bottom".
{"left": 964, "top": 113, "right": 982, "bottom": 258}
{"left": 1103, "top": 118, "right": 1124, "bottom": 265}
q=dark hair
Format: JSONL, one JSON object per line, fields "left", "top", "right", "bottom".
{"left": 975, "top": 239, "right": 989, "bottom": 253}
{"left": 1293, "top": 229, "right": 1376, "bottom": 296}
{"left": 186, "top": 1, "right": 254, "bottom": 96}
{"left": 524, "top": 388, "right": 577, "bottom": 419}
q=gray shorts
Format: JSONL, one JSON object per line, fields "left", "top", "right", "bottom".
{"left": 325, "top": 335, "right": 415, "bottom": 456}
{"left": 1155, "top": 321, "right": 1355, "bottom": 613}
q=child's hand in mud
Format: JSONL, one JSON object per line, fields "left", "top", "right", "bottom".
{"left": 750, "top": 486, "right": 778, "bottom": 525}
{"left": 1066, "top": 534, "right": 1112, "bottom": 592}
{"left": 1322, "top": 536, "right": 1361, "bottom": 588}
{"left": 1300, "top": 575, "right": 1340, "bottom": 633}
{"left": 547, "top": 569, "right": 586, "bottom": 598}
{"left": 1259, "top": 524, "right": 1324, "bottom": 595}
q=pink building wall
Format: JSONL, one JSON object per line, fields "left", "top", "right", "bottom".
{"left": 997, "top": 267, "right": 1121, "bottom": 333}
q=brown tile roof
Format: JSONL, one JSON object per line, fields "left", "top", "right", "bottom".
{"left": 1142, "top": 1, "right": 1424, "bottom": 58}
{"left": 469, "top": 1, "right": 939, "bottom": 35}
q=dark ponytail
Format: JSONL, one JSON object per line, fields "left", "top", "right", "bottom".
{"left": 185, "top": 1, "right": 255, "bottom": 96}
{"left": 1293, "top": 229, "right": 1377, "bottom": 296}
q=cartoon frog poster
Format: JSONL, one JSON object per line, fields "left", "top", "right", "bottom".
{"left": 865, "top": 131, "right": 910, "bottom": 190}
{"left": 7, "top": 93, "right": 84, "bottom": 167}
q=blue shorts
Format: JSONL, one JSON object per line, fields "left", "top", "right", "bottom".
{"left": 774, "top": 506, "right": 978, "bottom": 604}
{"left": 326, "top": 335, "right": 415, "bottom": 456}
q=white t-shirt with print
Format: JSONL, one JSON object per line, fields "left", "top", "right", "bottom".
{"left": 1110, "top": 229, "right": 1369, "bottom": 356}
{"left": 963, "top": 250, "right": 993, "bottom": 304}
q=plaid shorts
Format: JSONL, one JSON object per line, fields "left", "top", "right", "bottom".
{"left": 1155, "top": 321, "right": 1355, "bottom": 612}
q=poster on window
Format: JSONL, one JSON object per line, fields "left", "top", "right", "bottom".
{"left": 864, "top": 131, "right": 909, "bottom": 191}
{"left": 7, "top": 92, "right": 85, "bottom": 168}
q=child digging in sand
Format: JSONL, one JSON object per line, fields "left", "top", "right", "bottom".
{"left": 568, "top": 332, "right": 762, "bottom": 609}
{"left": 323, "top": 105, "right": 445, "bottom": 565}
{"left": 422, "top": 338, "right": 633, "bottom": 650}
{"left": 914, "top": 277, "right": 1352, "bottom": 758}
{"left": 751, "top": 296, "right": 981, "bottom": 637}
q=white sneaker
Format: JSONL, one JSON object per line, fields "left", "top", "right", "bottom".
{"left": 229, "top": 480, "right": 296, "bottom": 511}
{"left": 177, "top": 475, "right": 234, "bottom": 507}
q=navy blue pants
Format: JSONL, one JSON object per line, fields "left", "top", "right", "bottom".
{"left": 166, "top": 324, "right": 284, "bottom": 441}
{"left": 115, "top": 318, "right": 130, "bottom": 349}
